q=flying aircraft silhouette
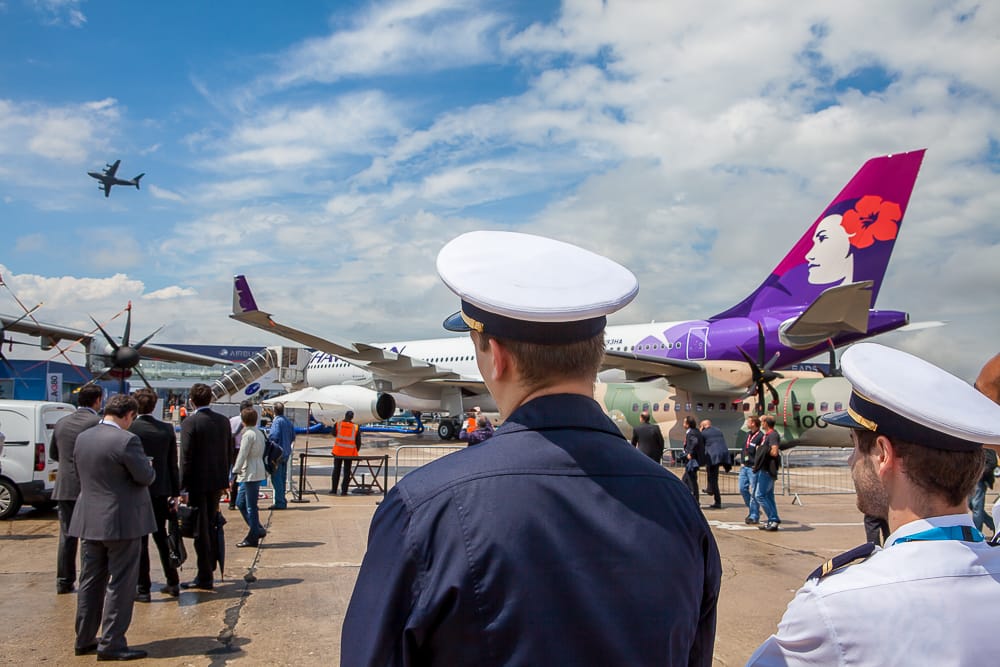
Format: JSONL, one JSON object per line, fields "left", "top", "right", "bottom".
{"left": 87, "top": 159, "right": 144, "bottom": 198}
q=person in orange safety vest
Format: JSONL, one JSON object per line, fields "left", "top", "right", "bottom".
{"left": 330, "top": 411, "right": 361, "bottom": 496}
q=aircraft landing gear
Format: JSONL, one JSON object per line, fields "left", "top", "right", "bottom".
{"left": 437, "top": 419, "right": 459, "bottom": 440}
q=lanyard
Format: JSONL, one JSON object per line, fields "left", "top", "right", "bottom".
{"left": 891, "top": 525, "right": 984, "bottom": 546}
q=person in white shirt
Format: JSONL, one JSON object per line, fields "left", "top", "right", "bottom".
{"left": 748, "top": 343, "right": 1000, "bottom": 666}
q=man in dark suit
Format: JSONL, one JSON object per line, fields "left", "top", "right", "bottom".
{"left": 129, "top": 388, "right": 180, "bottom": 600}
{"left": 50, "top": 384, "right": 103, "bottom": 594}
{"left": 700, "top": 419, "right": 730, "bottom": 510}
{"left": 179, "top": 383, "right": 234, "bottom": 590}
{"left": 631, "top": 410, "right": 665, "bottom": 463}
{"left": 69, "top": 394, "right": 155, "bottom": 661}
{"left": 682, "top": 415, "right": 706, "bottom": 499}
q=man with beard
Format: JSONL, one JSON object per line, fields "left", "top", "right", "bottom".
{"left": 748, "top": 343, "right": 1000, "bottom": 666}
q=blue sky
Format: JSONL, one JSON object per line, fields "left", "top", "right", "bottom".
{"left": 1, "top": 0, "right": 999, "bottom": 380}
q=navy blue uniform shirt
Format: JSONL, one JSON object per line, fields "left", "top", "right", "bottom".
{"left": 342, "top": 394, "right": 721, "bottom": 666}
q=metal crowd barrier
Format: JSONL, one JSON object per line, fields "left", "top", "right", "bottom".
{"left": 393, "top": 444, "right": 466, "bottom": 485}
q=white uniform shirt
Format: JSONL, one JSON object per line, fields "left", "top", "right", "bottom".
{"left": 747, "top": 514, "right": 1000, "bottom": 666}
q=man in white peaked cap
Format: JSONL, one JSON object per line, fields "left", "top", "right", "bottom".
{"left": 749, "top": 342, "right": 1000, "bottom": 666}
{"left": 342, "top": 231, "right": 721, "bottom": 666}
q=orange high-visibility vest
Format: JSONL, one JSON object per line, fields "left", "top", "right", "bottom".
{"left": 332, "top": 421, "right": 359, "bottom": 457}
{"left": 465, "top": 416, "right": 477, "bottom": 433}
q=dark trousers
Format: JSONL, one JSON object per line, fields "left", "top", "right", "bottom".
{"left": 76, "top": 538, "right": 141, "bottom": 652}
{"left": 682, "top": 466, "right": 699, "bottom": 499}
{"left": 57, "top": 500, "right": 79, "bottom": 588}
{"left": 864, "top": 514, "right": 890, "bottom": 546}
{"left": 332, "top": 458, "right": 353, "bottom": 494}
{"left": 706, "top": 464, "right": 722, "bottom": 506}
{"left": 187, "top": 492, "right": 220, "bottom": 585}
{"left": 138, "top": 495, "right": 179, "bottom": 592}
{"left": 228, "top": 476, "right": 239, "bottom": 509}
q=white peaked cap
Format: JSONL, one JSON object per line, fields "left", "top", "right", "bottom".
{"left": 824, "top": 343, "right": 1000, "bottom": 450}
{"left": 436, "top": 231, "right": 638, "bottom": 344}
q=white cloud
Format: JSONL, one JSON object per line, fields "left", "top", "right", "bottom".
{"left": 0, "top": 97, "right": 119, "bottom": 163}
{"left": 148, "top": 184, "right": 184, "bottom": 201}
{"left": 30, "top": 0, "right": 86, "bottom": 27}
{"left": 143, "top": 285, "right": 197, "bottom": 300}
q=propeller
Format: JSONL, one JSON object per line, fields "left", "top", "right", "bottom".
{"left": 826, "top": 338, "right": 842, "bottom": 377}
{"left": 737, "top": 321, "right": 783, "bottom": 414}
{"left": 89, "top": 301, "right": 163, "bottom": 393}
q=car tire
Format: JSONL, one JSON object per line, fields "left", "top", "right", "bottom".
{"left": 437, "top": 420, "right": 456, "bottom": 440}
{"left": 0, "top": 478, "right": 23, "bottom": 520}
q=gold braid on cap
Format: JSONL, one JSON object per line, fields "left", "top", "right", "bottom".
{"left": 847, "top": 406, "right": 878, "bottom": 432}
{"left": 460, "top": 310, "right": 484, "bottom": 333}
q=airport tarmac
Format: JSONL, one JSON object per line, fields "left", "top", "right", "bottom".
{"left": 0, "top": 433, "right": 878, "bottom": 666}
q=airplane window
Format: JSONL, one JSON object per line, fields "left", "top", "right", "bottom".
{"left": 652, "top": 403, "right": 659, "bottom": 411}
{"left": 675, "top": 342, "right": 682, "bottom": 349}
{"left": 685, "top": 403, "right": 691, "bottom": 411}
{"left": 743, "top": 403, "right": 750, "bottom": 411}
{"left": 793, "top": 403, "right": 801, "bottom": 412}
{"left": 820, "top": 402, "right": 829, "bottom": 411}
{"left": 834, "top": 402, "right": 843, "bottom": 411}
{"left": 807, "top": 402, "right": 815, "bottom": 411}
{"left": 696, "top": 403, "right": 703, "bottom": 412}
{"left": 708, "top": 403, "right": 715, "bottom": 410}
{"left": 642, "top": 403, "right": 650, "bottom": 412}
{"left": 632, "top": 403, "right": 639, "bottom": 413}
{"left": 719, "top": 403, "right": 726, "bottom": 411}
{"left": 675, "top": 403, "right": 681, "bottom": 411}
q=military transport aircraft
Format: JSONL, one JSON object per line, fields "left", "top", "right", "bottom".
{"left": 230, "top": 150, "right": 925, "bottom": 444}
{"left": 87, "top": 159, "right": 145, "bottom": 198}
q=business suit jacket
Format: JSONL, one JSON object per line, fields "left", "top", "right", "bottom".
{"left": 631, "top": 422, "right": 665, "bottom": 462}
{"left": 129, "top": 414, "right": 179, "bottom": 498}
{"left": 180, "top": 407, "right": 234, "bottom": 494}
{"left": 50, "top": 407, "right": 101, "bottom": 501}
{"left": 68, "top": 423, "right": 156, "bottom": 541}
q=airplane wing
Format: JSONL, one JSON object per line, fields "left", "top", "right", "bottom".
{"left": 603, "top": 350, "right": 758, "bottom": 397}
{"left": 0, "top": 312, "right": 228, "bottom": 367}
{"left": 104, "top": 160, "right": 120, "bottom": 177}
{"left": 103, "top": 182, "right": 112, "bottom": 197}
{"left": 603, "top": 350, "right": 705, "bottom": 379}
{"left": 230, "top": 275, "right": 462, "bottom": 390}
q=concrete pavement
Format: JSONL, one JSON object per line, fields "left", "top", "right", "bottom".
{"left": 0, "top": 437, "right": 874, "bottom": 666}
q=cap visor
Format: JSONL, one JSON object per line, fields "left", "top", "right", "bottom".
{"left": 822, "top": 410, "right": 863, "bottom": 430}
{"left": 443, "top": 311, "right": 471, "bottom": 332}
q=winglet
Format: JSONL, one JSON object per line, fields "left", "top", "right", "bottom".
{"left": 232, "top": 275, "right": 260, "bottom": 315}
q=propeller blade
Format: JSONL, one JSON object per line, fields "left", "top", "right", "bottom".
{"left": 766, "top": 382, "right": 780, "bottom": 406}
{"left": 737, "top": 346, "right": 756, "bottom": 368}
{"left": 762, "top": 351, "right": 782, "bottom": 373}
{"left": 122, "top": 302, "right": 132, "bottom": 347}
{"left": 756, "top": 321, "right": 766, "bottom": 366}
{"left": 133, "top": 365, "right": 154, "bottom": 391}
{"left": 132, "top": 325, "right": 165, "bottom": 352}
{"left": 827, "top": 338, "right": 841, "bottom": 377}
{"left": 90, "top": 316, "right": 120, "bottom": 352}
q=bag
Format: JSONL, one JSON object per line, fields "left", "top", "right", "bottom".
{"left": 167, "top": 512, "right": 187, "bottom": 568}
{"left": 176, "top": 503, "right": 198, "bottom": 539}
{"left": 263, "top": 439, "right": 285, "bottom": 475}
{"left": 685, "top": 458, "right": 700, "bottom": 474}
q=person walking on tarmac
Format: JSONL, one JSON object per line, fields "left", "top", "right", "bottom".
{"left": 330, "top": 411, "right": 361, "bottom": 496}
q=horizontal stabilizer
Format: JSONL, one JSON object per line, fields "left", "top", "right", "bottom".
{"left": 779, "top": 281, "right": 874, "bottom": 349}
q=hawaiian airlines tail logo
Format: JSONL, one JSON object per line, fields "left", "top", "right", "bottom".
{"left": 804, "top": 196, "right": 901, "bottom": 286}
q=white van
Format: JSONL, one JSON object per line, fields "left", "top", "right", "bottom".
{"left": 0, "top": 400, "right": 76, "bottom": 519}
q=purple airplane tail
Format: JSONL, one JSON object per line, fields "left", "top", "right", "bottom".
{"left": 713, "top": 149, "right": 925, "bottom": 319}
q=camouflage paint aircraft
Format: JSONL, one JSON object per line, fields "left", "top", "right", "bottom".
{"left": 597, "top": 371, "right": 852, "bottom": 452}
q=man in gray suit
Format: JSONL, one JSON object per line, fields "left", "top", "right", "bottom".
{"left": 69, "top": 394, "right": 155, "bottom": 661}
{"left": 50, "top": 384, "right": 103, "bottom": 594}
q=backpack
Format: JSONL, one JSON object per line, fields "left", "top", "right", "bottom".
{"left": 263, "top": 434, "right": 285, "bottom": 475}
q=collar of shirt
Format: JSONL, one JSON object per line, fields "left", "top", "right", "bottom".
{"left": 100, "top": 419, "right": 122, "bottom": 430}
{"left": 496, "top": 393, "right": 623, "bottom": 438}
{"left": 81, "top": 407, "right": 98, "bottom": 415}
{"left": 886, "top": 513, "right": 974, "bottom": 547}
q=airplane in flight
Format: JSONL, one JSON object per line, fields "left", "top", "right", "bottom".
{"left": 229, "top": 149, "right": 925, "bottom": 442}
{"left": 87, "top": 159, "right": 145, "bottom": 198}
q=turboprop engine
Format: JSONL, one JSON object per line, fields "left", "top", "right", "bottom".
{"left": 282, "top": 385, "right": 396, "bottom": 425}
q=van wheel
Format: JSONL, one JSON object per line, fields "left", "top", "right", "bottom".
{"left": 0, "top": 478, "right": 23, "bottom": 520}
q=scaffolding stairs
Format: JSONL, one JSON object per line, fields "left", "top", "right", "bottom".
{"left": 211, "top": 346, "right": 309, "bottom": 402}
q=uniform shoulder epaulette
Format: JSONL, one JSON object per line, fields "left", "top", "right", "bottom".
{"left": 807, "top": 542, "right": 877, "bottom": 582}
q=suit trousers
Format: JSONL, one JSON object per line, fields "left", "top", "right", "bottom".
{"left": 706, "top": 464, "right": 722, "bottom": 506}
{"left": 57, "top": 500, "right": 79, "bottom": 588}
{"left": 187, "top": 492, "right": 221, "bottom": 585}
{"left": 76, "top": 537, "right": 141, "bottom": 652}
{"left": 138, "top": 495, "right": 179, "bottom": 592}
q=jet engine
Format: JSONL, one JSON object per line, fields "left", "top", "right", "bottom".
{"left": 307, "top": 385, "right": 397, "bottom": 425}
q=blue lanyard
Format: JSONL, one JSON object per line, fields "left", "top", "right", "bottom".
{"left": 891, "top": 525, "right": 984, "bottom": 546}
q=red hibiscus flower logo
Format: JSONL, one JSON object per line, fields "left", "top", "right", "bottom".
{"left": 841, "top": 195, "right": 901, "bottom": 249}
